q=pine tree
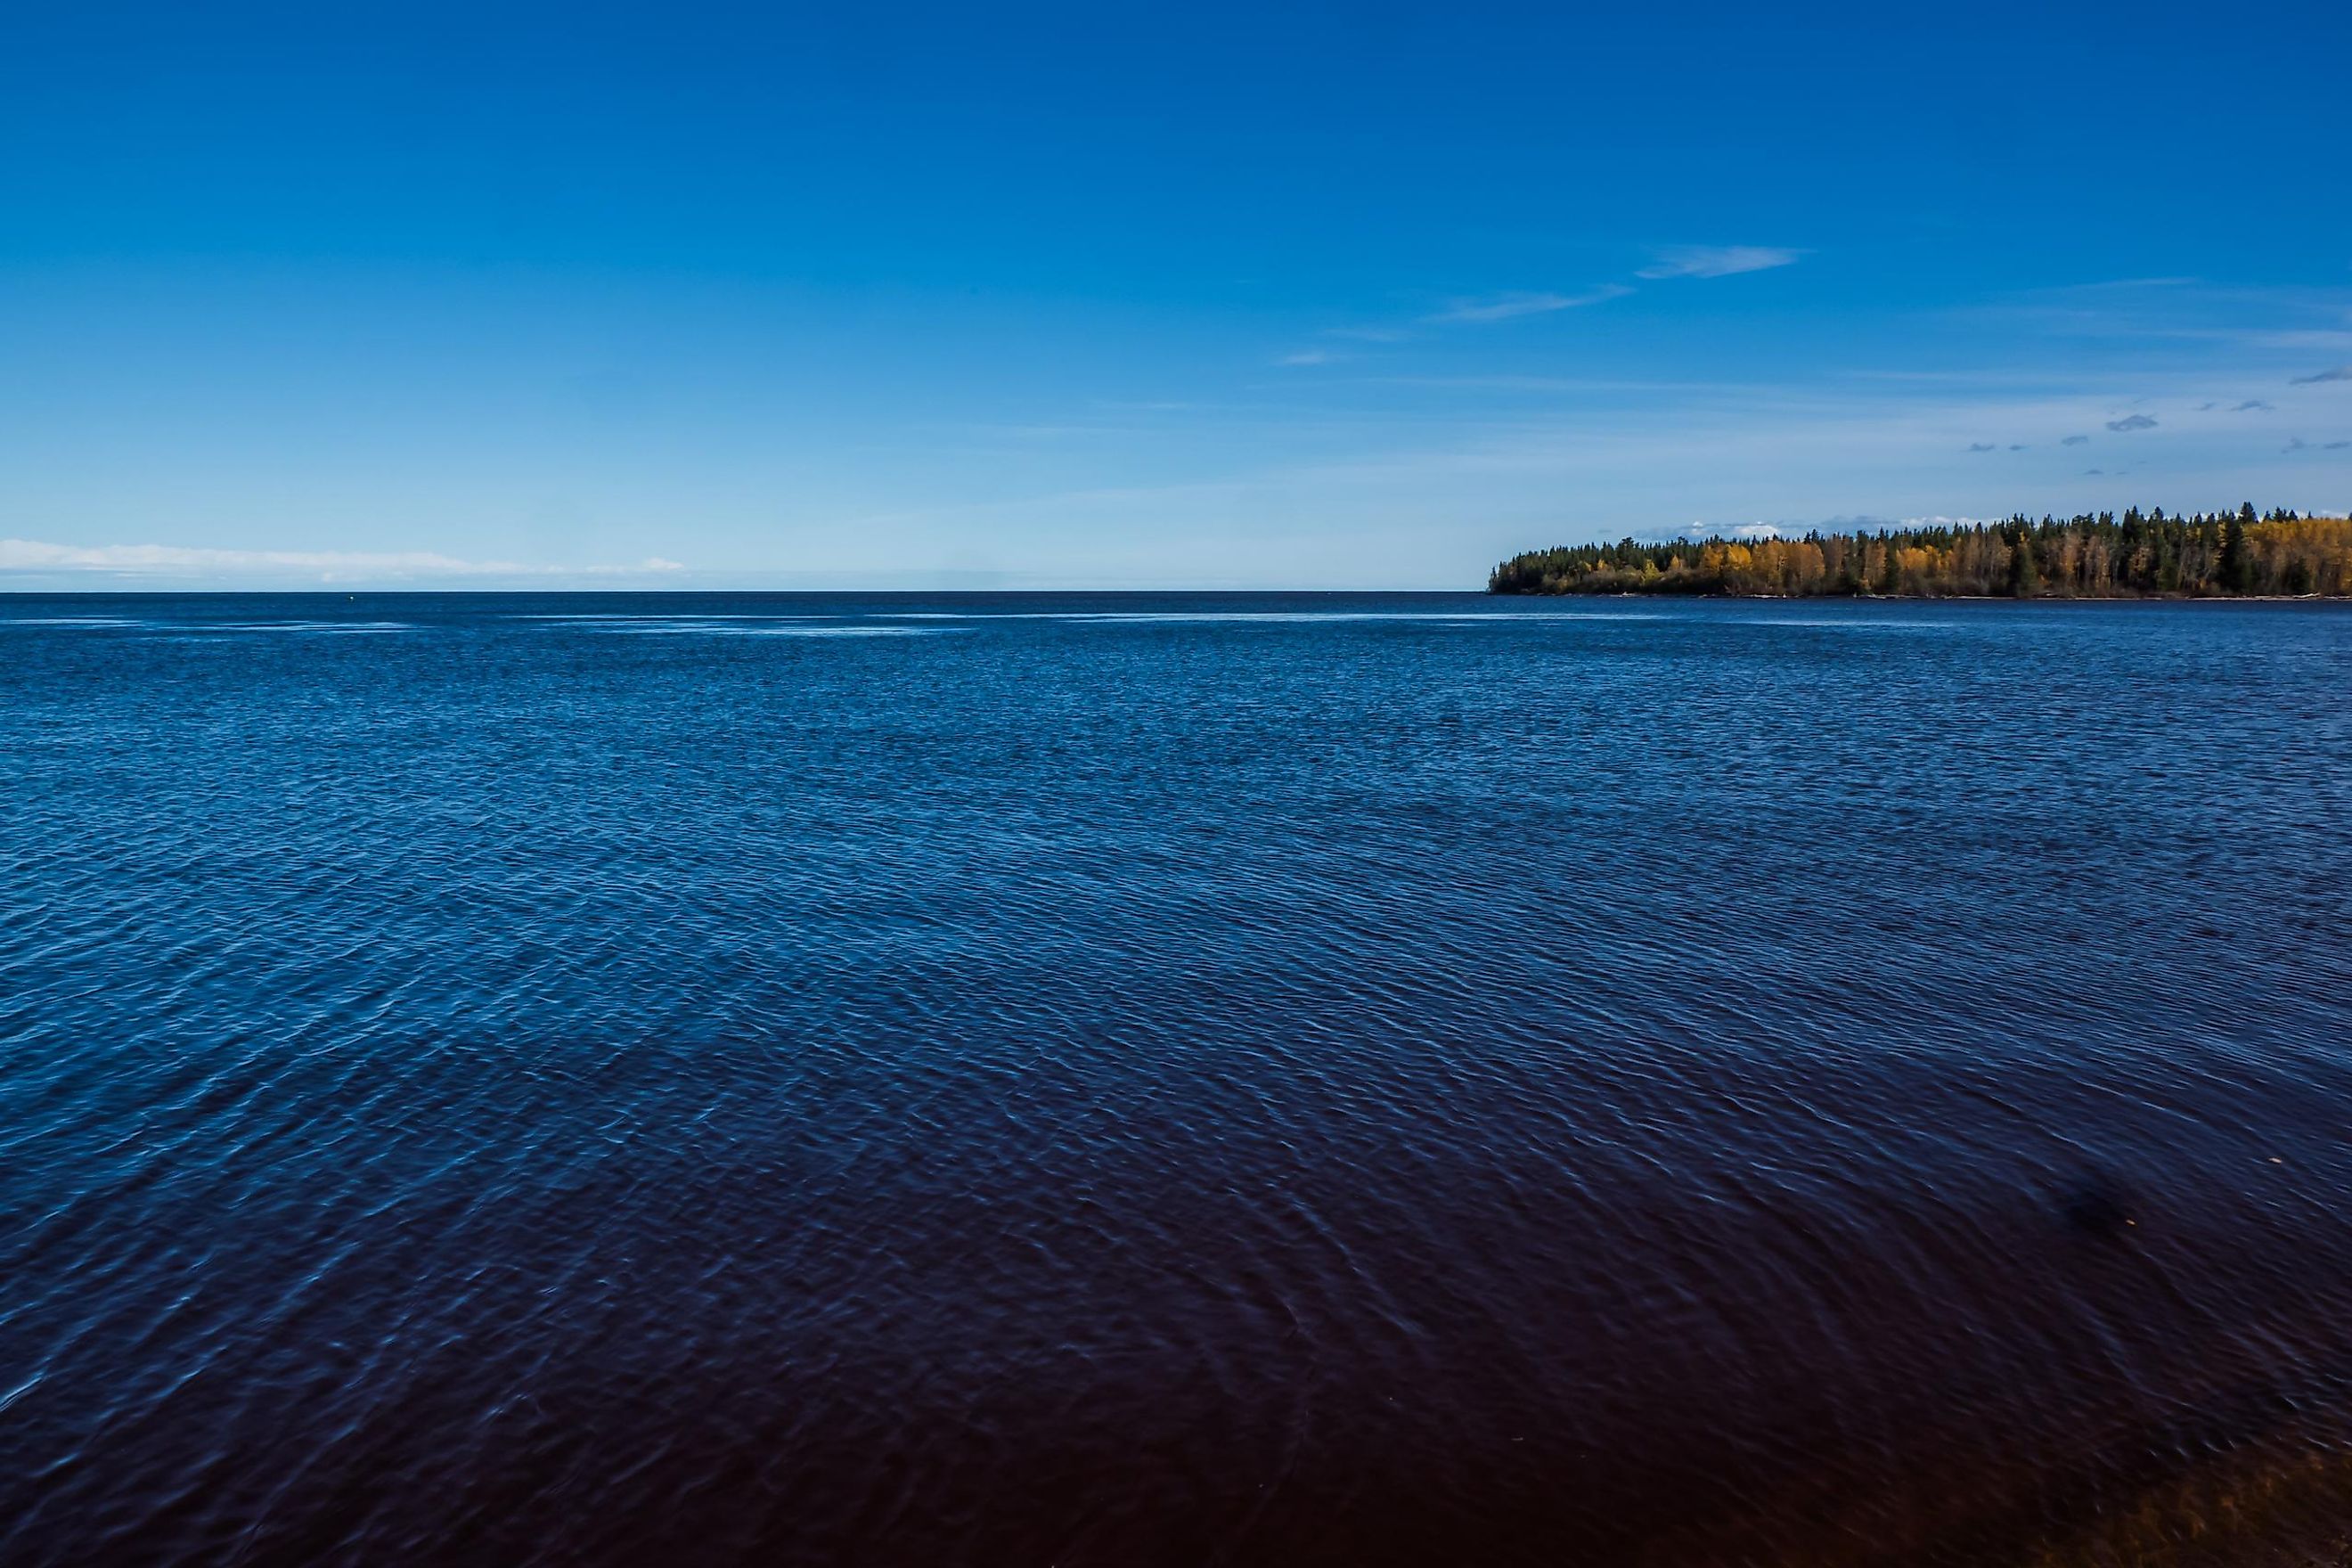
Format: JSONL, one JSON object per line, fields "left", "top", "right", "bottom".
{"left": 2220, "top": 510, "right": 2253, "bottom": 594}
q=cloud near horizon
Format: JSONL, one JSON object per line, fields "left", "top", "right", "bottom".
{"left": 1636, "top": 245, "right": 1805, "bottom": 280}
{"left": 2104, "top": 413, "right": 2158, "bottom": 431}
{"left": 1633, "top": 521, "right": 1788, "bottom": 543}
{"left": 0, "top": 539, "right": 686, "bottom": 581}
{"left": 2289, "top": 366, "right": 2352, "bottom": 384}
{"left": 1425, "top": 285, "right": 1633, "bottom": 323}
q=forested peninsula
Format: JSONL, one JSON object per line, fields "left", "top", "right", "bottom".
{"left": 1490, "top": 507, "right": 2352, "bottom": 598}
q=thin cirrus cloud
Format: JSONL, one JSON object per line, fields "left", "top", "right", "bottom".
{"left": 1425, "top": 284, "right": 1633, "bottom": 324}
{"left": 1635, "top": 245, "right": 1805, "bottom": 281}
{"left": 0, "top": 539, "right": 685, "bottom": 579}
{"left": 1388, "top": 243, "right": 1801, "bottom": 346}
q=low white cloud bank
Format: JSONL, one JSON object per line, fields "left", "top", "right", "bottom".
{"left": 1632, "top": 521, "right": 1787, "bottom": 543}
{"left": 0, "top": 539, "right": 685, "bottom": 581}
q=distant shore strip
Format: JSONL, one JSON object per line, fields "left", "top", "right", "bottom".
{"left": 1490, "top": 507, "right": 2351, "bottom": 598}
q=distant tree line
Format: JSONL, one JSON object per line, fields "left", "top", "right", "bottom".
{"left": 1489, "top": 507, "right": 2352, "bottom": 598}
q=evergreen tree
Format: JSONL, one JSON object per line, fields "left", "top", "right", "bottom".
{"left": 2011, "top": 535, "right": 2040, "bottom": 596}
{"left": 2220, "top": 510, "right": 2253, "bottom": 594}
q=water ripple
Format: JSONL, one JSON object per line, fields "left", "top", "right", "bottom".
{"left": 0, "top": 592, "right": 2348, "bottom": 1566}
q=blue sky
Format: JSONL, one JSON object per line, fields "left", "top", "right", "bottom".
{"left": 4, "top": 1, "right": 2348, "bottom": 589}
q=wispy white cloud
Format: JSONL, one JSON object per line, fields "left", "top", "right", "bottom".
{"left": 0, "top": 539, "right": 685, "bottom": 581}
{"left": 1274, "top": 348, "right": 1338, "bottom": 367}
{"left": 1425, "top": 284, "right": 1632, "bottom": 324}
{"left": 1636, "top": 245, "right": 1804, "bottom": 281}
{"left": 2070, "top": 276, "right": 2201, "bottom": 290}
{"left": 1961, "top": 282, "right": 2352, "bottom": 355}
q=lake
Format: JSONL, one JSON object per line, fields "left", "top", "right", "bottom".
{"left": 4, "top": 592, "right": 2348, "bottom": 1564}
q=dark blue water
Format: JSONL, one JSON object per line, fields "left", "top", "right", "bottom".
{"left": 4, "top": 592, "right": 2348, "bottom": 1565}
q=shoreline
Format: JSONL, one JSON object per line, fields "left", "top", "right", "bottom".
{"left": 1489, "top": 590, "right": 2350, "bottom": 603}
{"left": 1490, "top": 512, "right": 2352, "bottom": 600}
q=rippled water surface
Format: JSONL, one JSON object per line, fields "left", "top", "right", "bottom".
{"left": 4, "top": 592, "right": 2349, "bottom": 1566}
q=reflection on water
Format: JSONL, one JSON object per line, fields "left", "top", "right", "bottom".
{"left": 2, "top": 592, "right": 2348, "bottom": 1566}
